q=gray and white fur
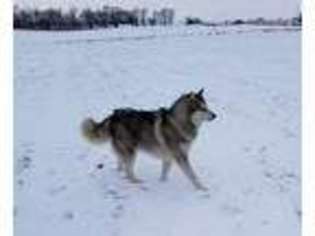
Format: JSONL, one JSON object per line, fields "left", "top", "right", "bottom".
{"left": 81, "top": 89, "right": 217, "bottom": 190}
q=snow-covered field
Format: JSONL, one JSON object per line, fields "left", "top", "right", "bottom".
{"left": 14, "top": 26, "right": 301, "bottom": 236}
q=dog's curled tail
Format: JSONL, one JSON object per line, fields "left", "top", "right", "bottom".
{"left": 81, "top": 117, "right": 111, "bottom": 144}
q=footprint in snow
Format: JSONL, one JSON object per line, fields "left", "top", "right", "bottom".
{"left": 111, "top": 204, "right": 125, "bottom": 219}
{"left": 14, "top": 206, "right": 18, "bottom": 218}
{"left": 105, "top": 188, "right": 127, "bottom": 200}
{"left": 49, "top": 184, "right": 68, "bottom": 196}
{"left": 17, "top": 178, "right": 25, "bottom": 188}
{"left": 282, "top": 127, "right": 297, "bottom": 139}
{"left": 221, "top": 204, "right": 244, "bottom": 216}
{"left": 25, "top": 147, "right": 35, "bottom": 154}
{"left": 258, "top": 145, "right": 268, "bottom": 154}
{"left": 242, "top": 146, "right": 252, "bottom": 153}
{"left": 63, "top": 211, "right": 75, "bottom": 220}
{"left": 76, "top": 153, "right": 88, "bottom": 161}
{"left": 104, "top": 188, "right": 126, "bottom": 220}
{"left": 16, "top": 155, "right": 33, "bottom": 175}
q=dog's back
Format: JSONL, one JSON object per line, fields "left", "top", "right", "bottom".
{"left": 110, "top": 108, "right": 166, "bottom": 150}
{"left": 82, "top": 108, "right": 162, "bottom": 149}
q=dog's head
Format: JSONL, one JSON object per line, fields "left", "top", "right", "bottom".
{"left": 175, "top": 88, "right": 217, "bottom": 126}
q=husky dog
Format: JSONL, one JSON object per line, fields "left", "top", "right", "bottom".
{"left": 81, "top": 89, "right": 217, "bottom": 190}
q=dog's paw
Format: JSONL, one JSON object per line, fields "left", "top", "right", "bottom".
{"left": 129, "top": 177, "right": 144, "bottom": 184}
{"left": 159, "top": 176, "right": 168, "bottom": 182}
{"left": 195, "top": 184, "right": 209, "bottom": 192}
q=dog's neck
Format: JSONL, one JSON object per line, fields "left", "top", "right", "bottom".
{"left": 168, "top": 103, "right": 198, "bottom": 141}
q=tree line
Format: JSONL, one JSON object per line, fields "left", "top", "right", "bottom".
{"left": 14, "top": 5, "right": 175, "bottom": 30}
{"left": 185, "top": 13, "right": 302, "bottom": 27}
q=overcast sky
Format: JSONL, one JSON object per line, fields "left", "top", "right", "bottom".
{"left": 14, "top": 0, "right": 301, "bottom": 20}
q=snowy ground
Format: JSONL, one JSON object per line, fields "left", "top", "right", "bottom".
{"left": 14, "top": 26, "right": 301, "bottom": 236}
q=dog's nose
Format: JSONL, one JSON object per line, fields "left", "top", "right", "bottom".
{"left": 207, "top": 111, "right": 217, "bottom": 121}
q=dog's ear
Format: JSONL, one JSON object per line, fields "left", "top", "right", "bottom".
{"left": 197, "top": 88, "right": 204, "bottom": 96}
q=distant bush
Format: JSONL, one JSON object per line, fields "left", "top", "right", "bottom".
{"left": 185, "top": 17, "right": 203, "bottom": 25}
{"left": 231, "top": 19, "right": 245, "bottom": 25}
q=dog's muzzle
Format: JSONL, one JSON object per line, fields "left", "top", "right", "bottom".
{"left": 206, "top": 111, "right": 217, "bottom": 121}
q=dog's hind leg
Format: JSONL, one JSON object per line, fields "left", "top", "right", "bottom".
{"left": 116, "top": 157, "right": 124, "bottom": 172}
{"left": 112, "top": 140, "right": 142, "bottom": 183}
{"left": 124, "top": 155, "right": 142, "bottom": 183}
{"left": 160, "top": 160, "right": 172, "bottom": 182}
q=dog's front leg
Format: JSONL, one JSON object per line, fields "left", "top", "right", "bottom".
{"left": 160, "top": 161, "right": 172, "bottom": 182}
{"left": 175, "top": 153, "right": 207, "bottom": 191}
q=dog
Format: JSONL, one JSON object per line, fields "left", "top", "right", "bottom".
{"left": 81, "top": 88, "right": 217, "bottom": 190}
